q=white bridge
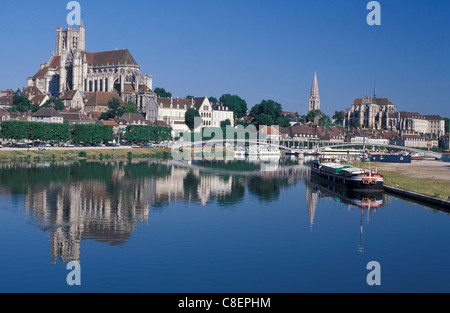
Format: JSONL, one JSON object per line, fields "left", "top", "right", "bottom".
{"left": 172, "top": 139, "right": 445, "bottom": 160}
{"left": 299, "top": 143, "right": 443, "bottom": 159}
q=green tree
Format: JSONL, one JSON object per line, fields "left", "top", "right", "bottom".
{"left": 319, "top": 115, "right": 332, "bottom": 127}
{"left": 306, "top": 109, "right": 323, "bottom": 123}
{"left": 220, "top": 119, "right": 232, "bottom": 128}
{"left": 333, "top": 111, "right": 345, "bottom": 126}
{"left": 252, "top": 113, "right": 274, "bottom": 126}
{"left": 8, "top": 91, "right": 36, "bottom": 113}
{"left": 43, "top": 98, "right": 65, "bottom": 111}
{"left": 101, "top": 98, "right": 123, "bottom": 120}
{"left": 30, "top": 103, "right": 41, "bottom": 113}
{"left": 185, "top": 108, "right": 201, "bottom": 131}
{"left": 277, "top": 116, "right": 291, "bottom": 127}
{"left": 208, "top": 96, "right": 218, "bottom": 104}
{"left": 219, "top": 94, "right": 248, "bottom": 119}
{"left": 236, "top": 120, "right": 249, "bottom": 127}
{"left": 124, "top": 125, "right": 172, "bottom": 143}
{"left": 444, "top": 117, "right": 449, "bottom": 134}
{"left": 121, "top": 101, "right": 139, "bottom": 114}
{"left": 71, "top": 124, "right": 113, "bottom": 143}
{"left": 250, "top": 99, "right": 283, "bottom": 126}
{"left": 0, "top": 121, "right": 29, "bottom": 140}
{"left": 108, "top": 98, "right": 123, "bottom": 117}
{"left": 0, "top": 120, "right": 70, "bottom": 142}
{"left": 154, "top": 87, "right": 172, "bottom": 98}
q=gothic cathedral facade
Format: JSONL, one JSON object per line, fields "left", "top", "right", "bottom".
{"left": 27, "top": 22, "right": 159, "bottom": 121}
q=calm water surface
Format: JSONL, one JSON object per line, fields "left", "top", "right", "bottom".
{"left": 0, "top": 159, "right": 449, "bottom": 293}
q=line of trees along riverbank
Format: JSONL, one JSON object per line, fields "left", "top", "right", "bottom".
{"left": 0, "top": 121, "right": 173, "bottom": 144}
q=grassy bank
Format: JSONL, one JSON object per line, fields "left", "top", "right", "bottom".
{"left": 0, "top": 147, "right": 172, "bottom": 163}
{"left": 350, "top": 161, "right": 450, "bottom": 200}
{"left": 378, "top": 170, "right": 450, "bottom": 200}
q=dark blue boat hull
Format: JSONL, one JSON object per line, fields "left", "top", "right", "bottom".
{"left": 370, "top": 154, "right": 411, "bottom": 163}
{"left": 442, "top": 154, "right": 450, "bottom": 163}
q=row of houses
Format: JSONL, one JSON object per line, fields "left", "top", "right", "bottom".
{"left": 263, "top": 122, "right": 442, "bottom": 149}
{"left": 41, "top": 87, "right": 235, "bottom": 134}
{"left": 1, "top": 87, "right": 235, "bottom": 137}
{"left": 0, "top": 106, "right": 168, "bottom": 137}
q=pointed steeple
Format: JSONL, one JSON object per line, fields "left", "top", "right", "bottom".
{"left": 311, "top": 72, "right": 319, "bottom": 96}
{"left": 308, "top": 72, "right": 320, "bottom": 112}
{"left": 373, "top": 84, "right": 377, "bottom": 98}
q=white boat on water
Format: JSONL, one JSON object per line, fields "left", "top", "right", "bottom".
{"left": 234, "top": 147, "right": 246, "bottom": 157}
{"left": 247, "top": 145, "right": 281, "bottom": 156}
{"left": 234, "top": 145, "right": 281, "bottom": 158}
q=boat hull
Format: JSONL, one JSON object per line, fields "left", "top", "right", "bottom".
{"left": 370, "top": 154, "right": 411, "bottom": 163}
{"left": 311, "top": 169, "right": 384, "bottom": 192}
{"left": 310, "top": 179, "right": 384, "bottom": 209}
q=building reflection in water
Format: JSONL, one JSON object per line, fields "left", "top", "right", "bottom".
{"left": 0, "top": 158, "right": 397, "bottom": 262}
{"left": 0, "top": 160, "right": 311, "bottom": 264}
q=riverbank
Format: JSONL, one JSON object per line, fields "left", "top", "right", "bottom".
{"left": 0, "top": 147, "right": 172, "bottom": 163}
{"left": 352, "top": 160, "right": 450, "bottom": 201}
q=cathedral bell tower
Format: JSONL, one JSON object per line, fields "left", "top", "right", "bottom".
{"left": 56, "top": 21, "right": 86, "bottom": 95}
{"left": 56, "top": 20, "right": 85, "bottom": 56}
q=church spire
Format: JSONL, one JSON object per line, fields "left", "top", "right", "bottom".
{"left": 311, "top": 72, "right": 319, "bottom": 95}
{"left": 373, "top": 84, "right": 377, "bottom": 98}
{"left": 308, "top": 72, "right": 320, "bottom": 112}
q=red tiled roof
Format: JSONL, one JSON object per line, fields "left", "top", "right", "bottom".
{"left": 424, "top": 115, "right": 443, "bottom": 120}
{"left": 353, "top": 98, "right": 393, "bottom": 105}
{"left": 32, "top": 107, "right": 62, "bottom": 118}
{"left": 81, "top": 49, "right": 137, "bottom": 67}
{"left": 61, "top": 90, "right": 79, "bottom": 100}
{"left": 157, "top": 97, "right": 193, "bottom": 109}
{"left": 31, "top": 56, "right": 61, "bottom": 79}
{"left": 32, "top": 67, "right": 49, "bottom": 79}
{"left": 85, "top": 92, "right": 123, "bottom": 107}
{"left": 24, "top": 86, "right": 43, "bottom": 96}
{"left": 30, "top": 94, "right": 47, "bottom": 104}
{"left": 101, "top": 120, "right": 119, "bottom": 126}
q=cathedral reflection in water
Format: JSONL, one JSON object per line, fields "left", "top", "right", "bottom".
{"left": 0, "top": 159, "right": 389, "bottom": 264}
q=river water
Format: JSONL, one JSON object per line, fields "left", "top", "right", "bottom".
{"left": 0, "top": 158, "right": 449, "bottom": 293}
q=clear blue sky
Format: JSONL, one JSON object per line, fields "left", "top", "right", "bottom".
{"left": 1, "top": 0, "right": 449, "bottom": 117}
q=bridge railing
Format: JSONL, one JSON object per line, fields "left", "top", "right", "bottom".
{"left": 171, "top": 139, "right": 444, "bottom": 159}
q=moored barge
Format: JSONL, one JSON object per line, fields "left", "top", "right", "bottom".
{"left": 370, "top": 153, "right": 411, "bottom": 163}
{"left": 311, "top": 161, "right": 384, "bottom": 191}
{"left": 442, "top": 154, "right": 450, "bottom": 163}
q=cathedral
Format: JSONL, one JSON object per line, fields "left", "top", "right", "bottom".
{"left": 27, "top": 22, "right": 158, "bottom": 117}
{"left": 343, "top": 86, "right": 445, "bottom": 136}
{"left": 343, "top": 86, "right": 397, "bottom": 130}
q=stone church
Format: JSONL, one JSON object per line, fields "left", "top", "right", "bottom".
{"left": 343, "top": 86, "right": 445, "bottom": 136}
{"left": 343, "top": 87, "right": 397, "bottom": 130}
{"left": 27, "top": 22, "right": 159, "bottom": 121}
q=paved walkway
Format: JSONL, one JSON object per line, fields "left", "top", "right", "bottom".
{"left": 374, "top": 160, "right": 450, "bottom": 181}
